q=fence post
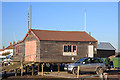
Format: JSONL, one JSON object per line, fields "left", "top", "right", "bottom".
{"left": 77, "top": 66, "right": 80, "bottom": 78}
{"left": 100, "top": 74, "right": 103, "bottom": 80}
{"left": 104, "top": 73, "right": 108, "bottom": 80}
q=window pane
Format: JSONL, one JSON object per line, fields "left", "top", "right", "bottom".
{"left": 68, "top": 45, "right": 71, "bottom": 52}
{"left": 91, "top": 58, "right": 99, "bottom": 63}
{"left": 64, "top": 46, "right": 67, "bottom": 52}
{"left": 73, "top": 46, "right": 76, "bottom": 52}
{"left": 84, "top": 58, "right": 91, "bottom": 64}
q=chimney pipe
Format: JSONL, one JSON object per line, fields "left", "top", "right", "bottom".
{"left": 10, "top": 42, "right": 12, "bottom": 46}
{"left": 3, "top": 46, "right": 5, "bottom": 49}
{"left": 13, "top": 41, "right": 15, "bottom": 45}
{"left": 89, "top": 32, "right": 91, "bottom": 35}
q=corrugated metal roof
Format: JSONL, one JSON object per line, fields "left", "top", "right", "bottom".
{"left": 97, "top": 42, "right": 116, "bottom": 50}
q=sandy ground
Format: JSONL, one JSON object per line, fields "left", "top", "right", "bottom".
{"left": 1, "top": 69, "right": 120, "bottom": 80}
{"left": 2, "top": 60, "right": 120, "bottom": 80}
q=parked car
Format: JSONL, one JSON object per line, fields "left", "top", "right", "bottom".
{"left": 64, "top": 57, "right": 106, "bottom": 75}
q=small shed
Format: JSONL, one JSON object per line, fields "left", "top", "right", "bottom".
{"left": 97, "top": 42, "right": 116, "bottom": 58}
{"left": 13, "top": 29, "right": 97, "bottom": 63}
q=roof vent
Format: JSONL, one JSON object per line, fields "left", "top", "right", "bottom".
{"left": 13, "top": 41, "right": 16, "bottom": 45}
{"left": 89, "top": 32, "right": 91, "bottom": 35}
{"left": 10, "top": 42, "right": 12, "bottom": 46}
{"left": 3, "top": 46, "right": 5, "bottom": 49}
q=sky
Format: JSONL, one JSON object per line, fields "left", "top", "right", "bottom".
{"left": 2, "top": 2, "right": 118, "bottom": 51}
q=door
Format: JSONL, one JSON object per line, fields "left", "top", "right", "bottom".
{"left": 88, "top": 45, "right": 94, "bottom": 57}
{"left": 25, "top": 41, "right": 36, "bottom": 62}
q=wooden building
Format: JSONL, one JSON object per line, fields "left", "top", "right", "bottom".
{"left": 97, "top": 42, "right": 116, "bottom": 58}
{"left": 13, "top": 29, "right": 97, "bottom": 63}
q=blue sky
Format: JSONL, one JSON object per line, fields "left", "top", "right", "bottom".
{"left": 2, "top": 2, "right": 118, "bottom": 51}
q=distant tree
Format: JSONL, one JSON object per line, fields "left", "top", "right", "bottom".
{"left": 2, "top": 52, "right": 11, "bottom": 56}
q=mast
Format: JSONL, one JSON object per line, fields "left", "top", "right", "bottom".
{"left": 28, "top": 8, "right": 30, "bottom": 31}
{"left": 84, "top": 9, "right": 86, "bottom": 32}
{"left": 30, "top": 5, "right": 32, "bottom": 29}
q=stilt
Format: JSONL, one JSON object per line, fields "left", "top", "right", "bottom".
{"left": 32, "top": 64, "right": 34, "bottom": 76}
{"left": 50, "top": 63, "right": 53, "bottom": 72}
{"left": 15, "top": 69, "right": 17, "bottom": 76}
{"left": 42, "top": 63, "right": 44, "bottom": 76}
{"left": 58, "top": 63, "right": 60, "bottom": 73}
{"left": 20, "top": 59, "right": 23, "bottom": 76}
{"left": 21, "top": 69, "right": 23, "bottom": 76}
{"left": 40, "top": 63, "right": 41, "bottom": 72}
{"left": 25, "top": 66, "right": 27, "bottom": 74}
{"left": 44, "top": 63, "right": 46, "bottom": 72}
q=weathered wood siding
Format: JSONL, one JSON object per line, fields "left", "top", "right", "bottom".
{"left": 13, "top": 32, "right": 40, "bottom": 61}
{"left": 40, "top": 40, "right": 97, "bottom": 62}
{"left": 13, "top": 31, "right": 97, "bottom": 62}
{"left": 13, "top": 42, "right": 25, "bottom": 61}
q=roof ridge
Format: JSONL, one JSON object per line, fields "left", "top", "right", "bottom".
{"left": 31, "top": 29, "right": 86, "bottom": 33}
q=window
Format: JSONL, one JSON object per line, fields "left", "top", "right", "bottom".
{"left": 64, "top": 46, "right": 67, "bottom": 52}
{"left": 68, "top": 45, "right": 71, "bottom": 52}
{"left": 73, "top": 46, "right": 76, "bottom": 52}
{"left": 91, "top": 58, "right": 99, "bottom": 63}
{"left": 63, "top": 45, "right": 77, "bottom": 52}
{"left": 90, "top": 58, "right": 103, "bottom": 63}
{"left": 83, "top": 58, "right": 91, "bottom": 64}
{"left": 15, "top": 46, "right": 19, "bottom": 55}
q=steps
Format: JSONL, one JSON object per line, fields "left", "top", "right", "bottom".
{"left": 2, "top": 61, "right": 33, "bottom": 72}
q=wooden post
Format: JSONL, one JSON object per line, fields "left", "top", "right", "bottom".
{"left": 100, "top": 74, "right": 104, "bottom": 80}
{"left": 20, "top": 56, "right": 23, "bottom": 76}
{"left": 38, "top": 63, "right": 41, "bottom": 75}
{"left": 42, "top": 63, "right": 44, "bottom": 76}
{"left": 50, "top": 63, "right": 53, "bottom": 72}
{"left": 15, "top": 69, "right": 17, "bottom": 76}
{"left": 21, "top": 68, "right": 23, "bottom": 76}
{"left": 58, "top": 63, "right": 60, "bottom": 73}
{"left": 32, "top": 64, "right": 34, "bottom": 76}
{"left": 77, "top": 66, "right": 80, "bottom": 78}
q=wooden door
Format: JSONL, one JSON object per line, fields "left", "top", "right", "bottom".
{"left": 25, "top": 41, "right": 36, "bottom": 62}
{"left": 88, "top": 45, "right": 94, "bottom": 57}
